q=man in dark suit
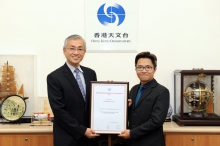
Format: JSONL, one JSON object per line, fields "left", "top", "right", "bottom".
{"left": 118, "top": 52, "right": 170, "bottom": 146}
{"left": 47, "top": 34, "right": 99, "bottom": 146}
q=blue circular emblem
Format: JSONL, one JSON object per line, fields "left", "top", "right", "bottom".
{"left": 97, "top": 3, "right": 126, "bottom": 26}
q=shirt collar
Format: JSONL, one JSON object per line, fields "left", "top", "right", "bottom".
{"left": 140, "top": 78, "right": 154, "bottom": 90}
{"left": 66, "top": 62, "right": 84, "bottom": 73}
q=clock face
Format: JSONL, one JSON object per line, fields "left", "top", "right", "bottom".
{"left": 1, "top": 95, "right": 26, "bottom": 121}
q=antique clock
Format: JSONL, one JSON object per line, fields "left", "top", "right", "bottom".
{"left": 172, "top": 69, "right": 220, "bottom": 126}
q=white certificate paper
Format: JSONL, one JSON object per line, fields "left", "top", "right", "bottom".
{"left": 90, "top": 82, "right": 128, "bottom": 134}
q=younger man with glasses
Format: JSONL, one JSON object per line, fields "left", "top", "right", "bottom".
{"left": 118, "top": 51, "right": 170, "bottom": 146}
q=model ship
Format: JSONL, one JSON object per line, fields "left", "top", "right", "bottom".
{"left": 0, "top": 61, "right": 28, "bottom": 102}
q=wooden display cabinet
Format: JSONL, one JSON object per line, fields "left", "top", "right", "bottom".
{"left": 165, "top": 133, "right": 220, "bottom": 146}
{"left": 0, "top": 133, "right": 53, "bottom": 146}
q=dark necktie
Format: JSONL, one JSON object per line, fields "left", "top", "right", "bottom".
{"left": 74, "top": 68, "right": 86, "bottom": 101}
{"left": 135, "top": 85, "right": 144, "bottom": 106}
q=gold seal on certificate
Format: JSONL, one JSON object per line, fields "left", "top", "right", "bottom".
{"left": 90, "top": 81, "right": 129, "bottom": 134}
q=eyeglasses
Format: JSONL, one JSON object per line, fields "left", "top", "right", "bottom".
{"left": 136, "top": 66, "right": 154, "bottom": 71}
{"left": 67, "top": 48, "right": 85, "bottom": 53}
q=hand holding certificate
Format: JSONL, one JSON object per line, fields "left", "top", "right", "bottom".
{"left": 90, "top": 81, "right": 129, "bottom": 134}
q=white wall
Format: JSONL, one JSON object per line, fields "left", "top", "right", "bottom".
{"left": 0, "top": 0, "right": 220, "bottom": 112}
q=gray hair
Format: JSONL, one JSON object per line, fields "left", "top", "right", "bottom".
{"left": 63, "top": 34, "right": 86, "bottom": 50}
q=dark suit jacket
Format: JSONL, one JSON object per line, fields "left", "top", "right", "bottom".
{"left": 47, "top": 63, "right": 97, "bottom": 146}
{"left": 128, "top": 79, "right": 170, "bottom": 146}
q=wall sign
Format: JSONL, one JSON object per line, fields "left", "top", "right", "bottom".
{"left": 85, "top": 0, "right": 138, "bottom": 52}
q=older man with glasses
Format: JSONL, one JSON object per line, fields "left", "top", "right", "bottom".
{"left": 47, "top": 34, "right": 99, "bottom": 146}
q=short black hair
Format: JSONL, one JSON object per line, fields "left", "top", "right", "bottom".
{"left": 135, "top": 52, "right": 157, "bottom": 68}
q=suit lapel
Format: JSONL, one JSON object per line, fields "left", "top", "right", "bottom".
{"left": 81, "top": 66, "right": 90, "bottom": 109}
{"left": 134, "top": 88, "right": 152, "bottom": 108}
{"left": 62, "top": 64, "right": 85, "bottom": 103}
{"left": 131, "top": 85, "right": 139, "bottom": 108}
{"left": 133, "top": 79, "right": 158, "bottom": 109}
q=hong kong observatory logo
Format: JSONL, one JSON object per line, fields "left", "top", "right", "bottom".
{"left": 97, "top": 3, "right": 126, "bottom": 26}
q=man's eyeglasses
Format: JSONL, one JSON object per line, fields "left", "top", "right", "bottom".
{"left": 136, "top": 66, "right": 154, "bottom": 71}
{"left": 67, "top": 48, "right": 85, "bottom": 53}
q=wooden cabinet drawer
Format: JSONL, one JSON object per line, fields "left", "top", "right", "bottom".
{"left": 0, "top": 133, "right": 53, "bottom": 146}
{"left": 165, "top": 133, "right": 220, "bottom": 146}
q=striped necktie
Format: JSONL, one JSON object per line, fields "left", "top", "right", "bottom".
{"left": 74, "top": 68, "right": 86, "bottom": 101}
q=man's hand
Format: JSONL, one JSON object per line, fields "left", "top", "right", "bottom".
{"left": 118, "top": 129, "right": 130, "bottom": 139}
{"left": 84, "top": 128, "right": 100, "bottom": 139}
{"left": 128, "top": 99, "right": 132, "bottom": 106}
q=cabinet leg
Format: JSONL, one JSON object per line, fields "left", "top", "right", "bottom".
{"left": 108, "top": 135, "right": 111, "bottom": 146}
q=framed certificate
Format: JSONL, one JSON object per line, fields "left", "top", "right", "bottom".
{"left": 90, "top": 81, "right": 129, "bottom": 134}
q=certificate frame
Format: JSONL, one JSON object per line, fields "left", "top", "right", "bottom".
{"left": 90, "top": 81, "right": 129, "bottom": 134}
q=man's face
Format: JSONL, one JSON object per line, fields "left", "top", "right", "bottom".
{"left": 136, "top": 58, "right": 157, "bottom": 84}
{"left": 63, "top": 39, "right": 86, "bottom": 68}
